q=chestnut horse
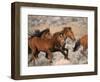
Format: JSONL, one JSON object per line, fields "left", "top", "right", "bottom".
{"left": 28, "top": 28, "right": 52, "bottom": 54}
{"left": 73, "top": 34, "right": 88, "bottom": 52}
{"left": 61, "top": 27, "right": 76, "bottom": 41}
{"left": 28, "top": 32, "right": 65, "bottom": 64}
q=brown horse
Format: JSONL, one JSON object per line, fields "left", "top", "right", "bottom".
{"left": 52, "top": 27, "right": 76, "bottom": 59}
{"left": 28, "top": 28, "right": 52, "bottom": 54}
{"left": 28, "top": 32, "right": 65, "bottom": 64}
{"left": 73, "top": 34, "right": 88, "bottom": 53}
{"left": 61, "top": 27, "right": 76, "bottom": 41}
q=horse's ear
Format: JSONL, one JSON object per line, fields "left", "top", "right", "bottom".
{"left": 68, "top": 27, "right": 71, "bottom": 30}
{"left": 59, "top": 33, "right": 63, "bottom": 37}
{"left": 35, "top": 29, "right": 40, "bottom": 33}
{"left": 63, "top": 27, "right": 68, "bottom": 31}
{"left": 63, "top": 27, "right": 71, "bottom": 30}
{"left": 46, "top": 28, "right": 50, "bottom": 32}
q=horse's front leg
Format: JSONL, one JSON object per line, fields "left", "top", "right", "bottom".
{"left": 62, "top": 48, "right": 69, "bottom": 60}
{"left": 60, "top": 43, "right": 69, "bottom": 59}
{"left": 46, "top": 50, "right": 53, "bottom": 63}
{"left": 52, "top": 47, "right": 69, "bottom": 60}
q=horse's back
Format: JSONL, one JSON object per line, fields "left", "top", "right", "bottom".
{"left": 30, "top": 37, "right": 52, "bottom": 51}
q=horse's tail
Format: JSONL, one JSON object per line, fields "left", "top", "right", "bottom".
{"left": 28, "top": 57, "right": 33, "bottom": 64}
{"left": 28, "top": 46, "right": 32, "bottom": 54}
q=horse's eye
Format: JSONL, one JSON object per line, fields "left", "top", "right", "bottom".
{"left": 60, "top": 34, "right": 63, "bottom": 37}
{"left": 48, "top": 33, "right": 51, "bottom": 35}
{"left": 68, "top": 27, "right": 71, "bottom": 30}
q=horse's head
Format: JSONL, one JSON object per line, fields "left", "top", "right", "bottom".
{"left": 53, "top": 32, "right": 65, "bottom": 47}
{"left": 63, "top": 27, "right": 76, "bottom": 41}
{"left": 41, "top": 28, "right": 52, "bottom": 39}
{"left": 73, "top": 40, "right": 80, "bottom": 52}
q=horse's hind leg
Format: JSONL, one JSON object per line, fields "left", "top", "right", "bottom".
{"left": 34, "top": 49, "right": 39, "bottom": 58}
{"left": 28, "top": 48, "right": 38, "bottom": 66}
{"left": 28, "top": 51, "right": 36, "bottom": 66}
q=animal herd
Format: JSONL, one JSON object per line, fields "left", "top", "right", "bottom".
{"left": 28, "top": 27, "right": 88, "bottom": 65}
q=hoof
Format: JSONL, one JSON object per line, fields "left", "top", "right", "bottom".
{"left": 48, "top": 60, "right": 52, "bottom": 63}
{"left": 65, "top": 57, "right": 69, "bottom": 60}
{"left": 50, "top": 60, "right": 52, "bottom": 63}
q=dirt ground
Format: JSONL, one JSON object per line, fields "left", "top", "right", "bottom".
{"left": 28, "top": 15, "right": 88, "bottom": 66}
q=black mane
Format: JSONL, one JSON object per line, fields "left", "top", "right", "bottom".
{"left": 30, "top": 28, "right": 49, "bottom": 38}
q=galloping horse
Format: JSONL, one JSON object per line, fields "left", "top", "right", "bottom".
{"left": 28, "top": 31, "right": 65, "bottom": 64}
{"left": 61, "top": 27, "right": 76, "bottom": 41}
{"left": 52, "top": 27, "right": 76, "bottom": 59}
{"left": 73, "top": 34, "right": 88, "bottom": 53}
{"left": 28, "top": 28, "right": 52, "bottom": 54}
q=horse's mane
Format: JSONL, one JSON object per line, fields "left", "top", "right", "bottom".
{"left": 52, "top": 32, "right": 63, "bottom": 46}
{"left": 29, "top": 28, "right": 50, "bottom": 38}
{"left": 40, "top": 28, "right": 49, "bottom": 36}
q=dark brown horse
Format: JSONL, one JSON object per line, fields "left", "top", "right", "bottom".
{"left": 73, "top": 34, "right": 88, "bottom": 53}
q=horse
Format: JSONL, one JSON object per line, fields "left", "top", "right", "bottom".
{"left": 52, "top": 27, "right": 76, "bottom": 59}
{"left": 28, "top": 31, "right": 65, "bottom": 64}
{"left": 61, "top": 27, "right": 76, "bottom": 41}
{"left": 73, "top": 34, "right": 88, "bottom": 54}
{"left": 28, "top": 28, "right": 52, "bottom": 54}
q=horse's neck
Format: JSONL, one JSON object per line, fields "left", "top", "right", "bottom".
{"left": 51, "top": 37, "right": 57, "bottom": 46}
{"left": 62, "top": 30, "right": 68, "bottom": 39}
